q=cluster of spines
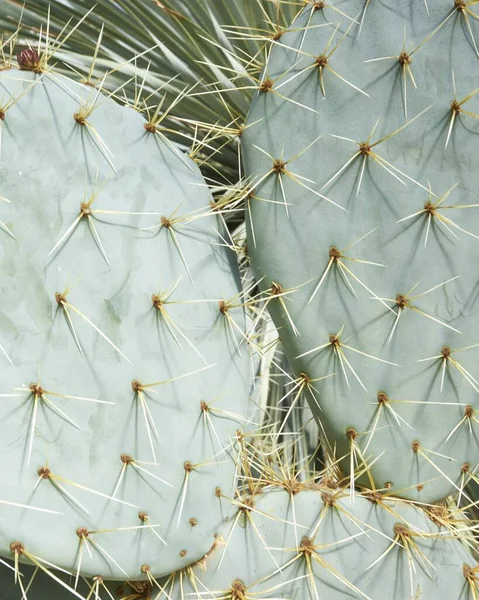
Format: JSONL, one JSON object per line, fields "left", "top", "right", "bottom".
{"left": 58, "top": 426, "right": 479, "bottom": 599}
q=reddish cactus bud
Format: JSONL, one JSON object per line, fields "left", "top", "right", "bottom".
{"left": 17, "top": 48, "right": 41, "bottom": 72}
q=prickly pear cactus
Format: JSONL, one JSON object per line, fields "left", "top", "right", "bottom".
{"left": 0, "top": 56, "right": 252, "bottom": 582}
{"left": 242, "top": 0, "right": 479, "bottom": 503}
{"left": 125, "top": 487, "right": 479, "bottom": 599}
{"left": 175, "top": 488, "right": 478, "bottom": 600}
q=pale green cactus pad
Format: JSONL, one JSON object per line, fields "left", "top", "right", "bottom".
{"left": 169, "top": 488, "right": 478, "bottom": 599}
{"left": 242, "top": 0, "right": 479, "bottom": 503}
{"left": 0, "top": 62, "right": 252, "bottom": 581}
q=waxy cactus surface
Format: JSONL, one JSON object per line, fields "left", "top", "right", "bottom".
{"left": 3, "top": 485, "right": 476, "bottom": 599}
{"left": 0, "top": 60, "right": 251, "bottom": 581}
{"left": 3, "top": 2, "right": 479, "bottom": 599}
{"left": 243, "top": 0, "right": 479, "bottom": 504}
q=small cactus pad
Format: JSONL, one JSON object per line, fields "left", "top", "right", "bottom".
{"left": 168, "top": 488, "right": 478, "bottom": 599}
{"left": 0, "top": 67, "right": 251, "bottom": 580}
{"left": 243, "top": 0, "right": 479, "bottom": 502}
